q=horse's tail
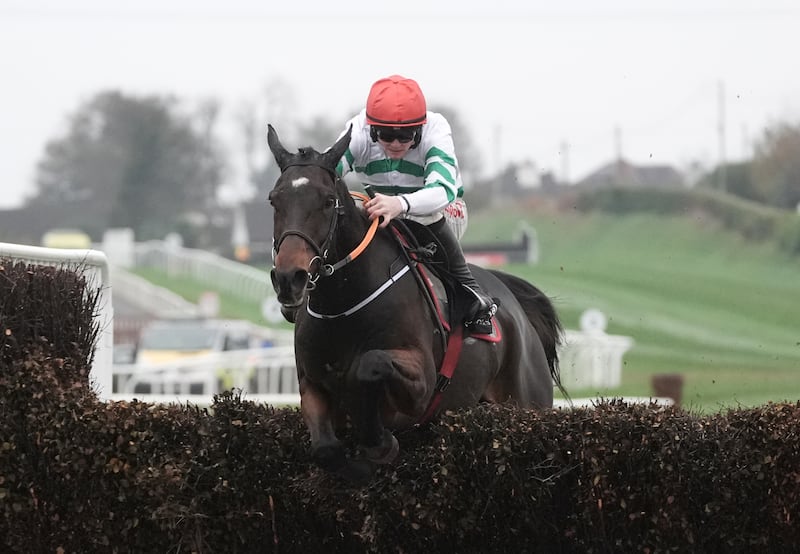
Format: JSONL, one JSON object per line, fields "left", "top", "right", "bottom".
{"left": 489, "top": 270, "right": 568, "bottom": 397}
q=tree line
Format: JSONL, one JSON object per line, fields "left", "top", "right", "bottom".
{"left": 26, "top": 87, "right": 800, "bottom": 246}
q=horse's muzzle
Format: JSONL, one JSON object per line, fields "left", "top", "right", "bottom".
{"left": 271, "top": 267, "right": 309, "bottom": 307}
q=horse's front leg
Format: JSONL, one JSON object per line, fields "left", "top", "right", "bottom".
{"left": 299, "top": 377, "right": 375, "bottom": 482}
{"left": 352, "top": 348, "right": 431, "bottom": 464}
{"left": 299, "top": 377, "right": 341, "bottom": 470}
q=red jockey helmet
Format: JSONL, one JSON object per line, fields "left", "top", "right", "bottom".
{"left": 365, "top": 75, "right": 427, "bottom": 127}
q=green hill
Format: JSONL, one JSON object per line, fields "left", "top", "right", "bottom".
{"left": 465, "top": 207, "right": 800, "bottom": 411}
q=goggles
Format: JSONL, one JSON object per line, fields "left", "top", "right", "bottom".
{"left": 373, "top": 126, "right": 418, "bottom": 144}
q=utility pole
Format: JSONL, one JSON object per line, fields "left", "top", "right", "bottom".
{"left": 491, "top": 124, "right": 502, "bottom": 203}
{"left": 493, "top": 124, "right": 502, "bottom": 176}
{"left": 741, "top": 122, "right": 750, "bottom": 160}
{"left": 560, "top": 140, "right": 570, "bottom": 185}
{"left": 614, "top": 125, "right": 623, "bottom": 182}
{"left": 717, "top": 80, "right": 727, "bottom": 191}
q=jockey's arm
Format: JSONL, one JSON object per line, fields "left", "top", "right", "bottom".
{"left": 400, "top": 186, "right": 449, "bottom": 216}
{"left": 365, "top": 186, "right": 450, "bottom": 228}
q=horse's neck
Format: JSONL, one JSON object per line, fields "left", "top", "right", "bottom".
{"left": 335, "top": 221, "right": 399, "bottom": 280}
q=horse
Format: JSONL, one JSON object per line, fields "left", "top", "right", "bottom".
{"left": 267, "top": 124, "right": 566, "bottom": 481}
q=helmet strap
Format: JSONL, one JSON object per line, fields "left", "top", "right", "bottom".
{"left": 411, "top": 127, "right": 422, "bottom": 149}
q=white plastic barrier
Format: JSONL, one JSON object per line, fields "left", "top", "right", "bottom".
{"left": 557, "top": 310, "right": 635, "bottom": 389}
{"left": 134, "top": 240, "right": 271, "bottom": 304}
{"left": 111, "top": 266, "right": 201, "bottom": 319}
{"left": 111, "top": 346, "right": 298, "bottom": 404}
{"left": 0, "top": 241, "right": 113, "bottom": 399}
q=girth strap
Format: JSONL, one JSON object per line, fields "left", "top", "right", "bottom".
{"left": 416, "top": 324, "right": 465, "bottom": 426}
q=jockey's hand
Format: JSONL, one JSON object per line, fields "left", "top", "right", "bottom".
{"left": 365, "top": 193, "right": 405, "bottom": 228}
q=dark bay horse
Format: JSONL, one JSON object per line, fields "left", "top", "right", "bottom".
{"left": 267, "top": 124, "right": 566, "bottom": 481}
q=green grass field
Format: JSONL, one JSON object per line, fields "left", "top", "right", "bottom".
{"left": 465, "top": 208, "right": 800, "bottom": 412}
{"left": 132, "top": 207, "right": 800, "bottom": 413}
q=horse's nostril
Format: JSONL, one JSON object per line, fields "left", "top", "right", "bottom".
{"left": 269, "top": 268, "right": 308, "bottom": 298}
{"left": 271, "top": 268, "right": 310, "bottom": 297}
{"left": 292, "top": 269, "right": 309, "bottom": 291}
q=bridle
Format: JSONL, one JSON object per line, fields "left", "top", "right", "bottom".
{"left": 272, "top": 164, "right": 378, "bottom": 290}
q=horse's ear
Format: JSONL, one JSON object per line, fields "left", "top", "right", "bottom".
{"left": 267, "top": 124, "right": 292, "bottom": 172}
{"left": 321, "top": 125, "right": 352, "bottom": 171}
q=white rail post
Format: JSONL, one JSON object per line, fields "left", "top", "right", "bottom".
{"left": 558, "top": 309, "right": 634, "bottom": 390}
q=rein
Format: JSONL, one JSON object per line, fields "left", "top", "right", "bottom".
{"left": 327, "top": 192, "right": 379, "bottom": 275}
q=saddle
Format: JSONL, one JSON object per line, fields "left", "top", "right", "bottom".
{"left": 389, "top": 219, "right": 500, "bottom": 345}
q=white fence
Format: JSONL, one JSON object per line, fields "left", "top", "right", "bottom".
{"left": 0, "top": 241, "right": 114, "bottom": 400}
{"left": 134, "top": 239, "right": 273, "bottom": 306}
{"left": 111, "top": 266, "right": 201, "bottom": 319}
{"left": 111, "top": 347, "right": 298, "bottom": 405}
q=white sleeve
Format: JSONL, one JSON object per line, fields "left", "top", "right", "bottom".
{"left": 402, "top": 187, "right": 449, "bottom": 216}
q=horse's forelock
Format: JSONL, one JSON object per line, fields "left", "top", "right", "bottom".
{"left": 297, "top": 146, "right": 321, "bottom": 159}
{"left": 280, "top": 146, "right": 332, "bottom": 173}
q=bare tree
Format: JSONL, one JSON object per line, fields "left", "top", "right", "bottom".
{"left": 33, "top": 91, "right": 226, "bottom": 241}
{"left": 752, "top": 121, "right": 800, "bottom": 210}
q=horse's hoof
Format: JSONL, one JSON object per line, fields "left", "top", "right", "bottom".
{"left": 364, "top": 431, "right": 400, "bottom": 465}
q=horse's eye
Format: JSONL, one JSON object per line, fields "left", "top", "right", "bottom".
{"left": 324, "top": 197, "right": 336, "bottom": 209}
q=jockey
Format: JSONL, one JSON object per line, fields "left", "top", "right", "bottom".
{"left": 335, "top": 74, "right": 497, "bottom": 335}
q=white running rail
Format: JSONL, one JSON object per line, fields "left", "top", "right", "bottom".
{"left": 111, "top": 266, "right": 201, "bottom": 318}
{"left": 134, "top": 240, "right": 271, "bottom": 303}
{"left": 111, "top": 347, "right": 298, "bottom": 404}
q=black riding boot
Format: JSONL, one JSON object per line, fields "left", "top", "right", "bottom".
{"left": 428, "top": 218, "right": 497, "bottom": 334}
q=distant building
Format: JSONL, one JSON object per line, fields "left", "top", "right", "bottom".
{"left": 514, "top": 161, "right": 542, "bottom": 191}
{"left": 489, "top": 160, "right": 544, "bottom": 198}
{"left": 575, "top": 158, "right": 685, "bottom": 189}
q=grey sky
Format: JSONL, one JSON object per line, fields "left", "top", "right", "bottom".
{"left": 2, "top": 0, "right": 799, "bottom": 208}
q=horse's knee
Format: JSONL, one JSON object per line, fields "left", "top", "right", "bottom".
{"left": 355, "top": 350, "right": 394, "bottom": 384}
